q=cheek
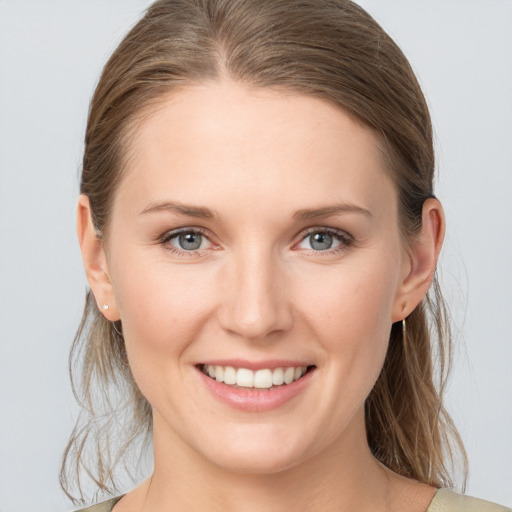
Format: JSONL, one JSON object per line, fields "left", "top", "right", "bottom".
{"left": 296, "top": 254, "right": 399, "bottom": 337}
{"left": 109, "top": 253, "right": 215, "bottom": 380}
{"left": 294, "top": 254, "right": 400, "bottom": 388}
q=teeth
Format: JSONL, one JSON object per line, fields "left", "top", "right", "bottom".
{"left": 272, "top": 367, "right": 284, "bottom": 385}
{"left": 215, "top": 365, "right": 224, "bottom": 382}
{"left": 223, "top": 366, "right": 236, "bottom": 385}
{"left": 284, "top": 367, "right": 295, "bottom": 384}
{"left": 236, "top": 368, "right": 254, "bottom": 388}
{"left": 202, "top": 364, "right": 308, "bottom": 389}
{"left": 253, "top": 369, "right": 273, "bottom": 389}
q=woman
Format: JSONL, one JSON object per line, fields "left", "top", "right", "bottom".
{"left": 61, "top": 0, "right": 509, "bottom": 511}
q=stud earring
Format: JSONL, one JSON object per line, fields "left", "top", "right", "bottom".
{"left": 102, "top": 304, "right": 109, "bottom": 310}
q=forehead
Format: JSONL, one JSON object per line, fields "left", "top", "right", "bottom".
{"left": 116, "top": 80, "right": 397, "bottom": 222}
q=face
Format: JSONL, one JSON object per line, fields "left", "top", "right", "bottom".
{"left": 96, "top": 80, "right": 414, "bottom": 474}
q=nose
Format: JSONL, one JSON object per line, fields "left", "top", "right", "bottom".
{"left": 217, "top": 248, "right": 293, "bottom": 342}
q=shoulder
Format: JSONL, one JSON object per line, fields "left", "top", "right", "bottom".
{"left": 427, "top": 488, "right": 511, "bottom": 512}
{"left": 71, "top": 495, "right": 124, "bottom": 512}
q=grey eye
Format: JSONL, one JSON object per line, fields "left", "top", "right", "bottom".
{"left": 309, "top": 232, "right": 333, "bottom": 251}
{"left": 177, "top": 232, "right": 203, "bottom": 250}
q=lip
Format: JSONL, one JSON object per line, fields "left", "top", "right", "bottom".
{"left": 196, "top": 362, "right": 316, "bottom": 412}
{"left": 199, "top": 359, "right": 312, "bottom": 371}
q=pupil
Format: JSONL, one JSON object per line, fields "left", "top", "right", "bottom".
{"left": 310, "top": 232, "right": 332, "bottom": 251}
{"left": 179, "top": 232, "right": 202, "bottom": 250}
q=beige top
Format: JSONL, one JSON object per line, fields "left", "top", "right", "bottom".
{"left": 73, "top": 488, "right": 511, "bottom": 512}
{"left": 426, "top": 489, "right": 511, "bottom": 512}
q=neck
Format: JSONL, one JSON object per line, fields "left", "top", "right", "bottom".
{"left": 144, "top": 409, "right": 393, "bottom": 512}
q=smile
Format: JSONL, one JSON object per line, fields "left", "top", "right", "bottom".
{"left": 197, "top": 362, "right": 316, "bottom": 412}
{"left": 201, "top": 364, "right": 310, "bottom": 389}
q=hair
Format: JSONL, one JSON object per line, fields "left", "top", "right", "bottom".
{"left": 61, "top": 0, "right": 467, "bottom": 504}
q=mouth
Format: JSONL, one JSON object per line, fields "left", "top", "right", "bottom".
{"left": 199, "top": 364, "right": 316, "bottom": 390}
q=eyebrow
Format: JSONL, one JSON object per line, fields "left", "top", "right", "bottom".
{"left": 140, "top": 201, "right": 218, "bottom": 220}
{"left": 292, "top": 203, "right": 372, "bottom": 220}
{"left": 140, "top": 200, "right": 372, "bottom": 221}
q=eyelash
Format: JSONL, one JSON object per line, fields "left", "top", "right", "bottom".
{"left": 159, "top": 226, "right": 354, "bottom": 257}
{"left": 160, "top": 227, "right": 213, "bottom": 257}
{"left": 297, "top": 227, "right": 354, "bottom": 256}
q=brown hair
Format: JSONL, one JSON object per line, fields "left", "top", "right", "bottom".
{"left": 61, "top": 0, "right": 466, "bottom": 504}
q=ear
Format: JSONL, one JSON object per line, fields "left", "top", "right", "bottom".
{"left": 77, "top": 195, "right": 120, "bottom": 321}
{"left": 392, "top": 198, "right": 445, "bottom": 322}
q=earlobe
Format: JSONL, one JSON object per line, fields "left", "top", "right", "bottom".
{"left": 77, "top": 195, "right": 120, "bottom": 321}
{"left": 392, "top": 198, "right": 445, "bottom": 322}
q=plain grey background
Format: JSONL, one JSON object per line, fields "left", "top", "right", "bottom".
{"left": 0, "top": 1, "right": 511, "bottom": 511}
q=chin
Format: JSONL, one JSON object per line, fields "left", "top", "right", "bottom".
{"left": 209, "top": 449, "right": 306, "bottom": 476}
{"left": 195, "top": 426, "right": 317, "bottom": 476}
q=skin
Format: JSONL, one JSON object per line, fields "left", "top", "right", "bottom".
{"left": 78, "top": 80, "right": 444, "bottom": 512}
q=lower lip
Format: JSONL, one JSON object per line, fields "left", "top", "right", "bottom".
{"left": 197, "top": 367, "right": 315, "bottom": 412}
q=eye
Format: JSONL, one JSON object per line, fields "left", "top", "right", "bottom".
{"left": 160, "top": 228, "right": 217, "bottom": 255}
{"left": 296, "top": 228, "right": 352, "bottom": 253}
{"left": 173, "top": 231, "right": 205, "bottom": 250}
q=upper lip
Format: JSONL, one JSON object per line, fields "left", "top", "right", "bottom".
{"left": 198, "top": 359, "right": 314, "bottom": 371}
